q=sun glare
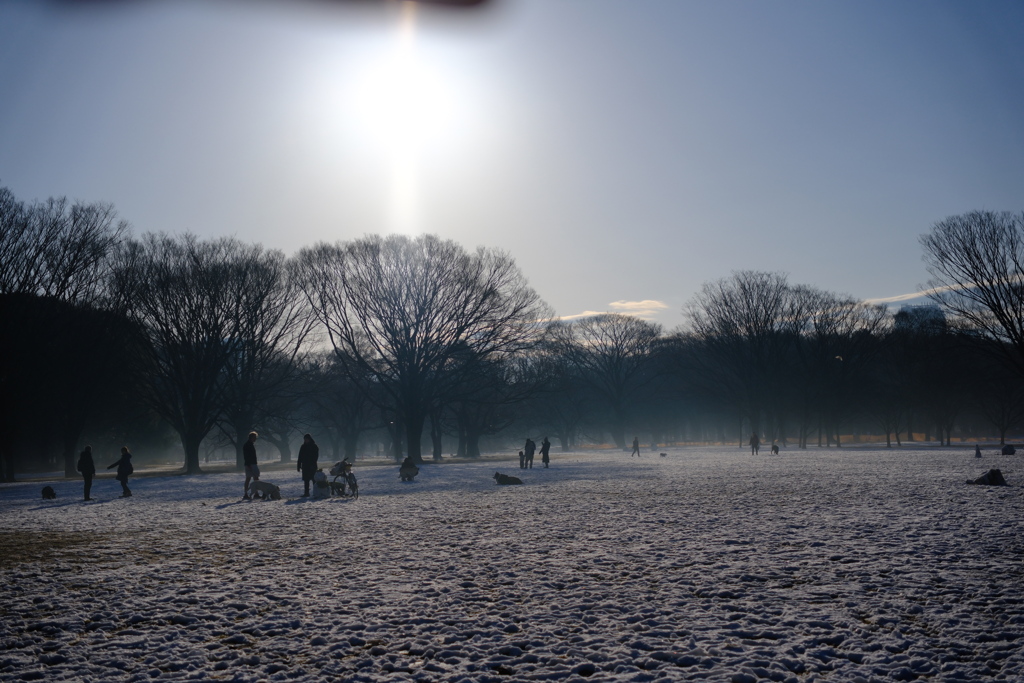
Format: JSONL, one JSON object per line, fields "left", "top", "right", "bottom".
{"left": 351, "top": 40, "right": 456, "bottom": 153}
{"left": 342, "top": 3, "right": 462, "bottom": 234}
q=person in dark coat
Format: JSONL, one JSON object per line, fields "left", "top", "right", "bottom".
{"left": 297, "top": 433, "right": 319, "bottom": 497}
{"left": 106, "top": 446, "right": 133, "bottom": 498}
{"left": 243, "top": 431, "right": 260, "bottom": 500}
{"left": 77, "top": 445, "right": 96, "bottom": 500}
{"left": 540, "top": 437, "right": 551, "bottom": 468}
{"left": 631, "top": 436, "right": 640, "bottom": 457}
{"left": 524, "top": 438, "right": 535, "bottom": 469}
{"left": 749, "top": 433, "right": 761, "bottom": 455}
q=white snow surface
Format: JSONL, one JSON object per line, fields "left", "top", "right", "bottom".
{"left": 1, "top": 447, "right": 1023, "bottom": 683}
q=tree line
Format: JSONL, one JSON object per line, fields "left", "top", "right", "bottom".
{"left": 3, "top": 185, "right": 1023, "bottom": 480}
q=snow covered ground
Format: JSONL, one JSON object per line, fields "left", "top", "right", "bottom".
{"left": 1, "top": 446, "right": 1022, "bottom": 682}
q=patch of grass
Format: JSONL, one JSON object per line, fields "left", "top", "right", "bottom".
{"left": 0, "top": 530, "right": 104, "bottom": 568}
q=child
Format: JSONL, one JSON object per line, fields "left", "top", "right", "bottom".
{"left": 107, "top": 446, "right": 134, "bottom": 498}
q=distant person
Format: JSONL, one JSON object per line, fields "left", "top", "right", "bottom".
{"left": 975, "top": 444, "right": 982, "bottom": 458}
{"left": 540, "top": 437, "right": 551, "bottom": 468}
{"left": 77, "top": 445, "right": 96, "bottom": 501}
{"left": 749, "top": 433, "right": 760, "bottom": 455}
{"left": 400, "top": 456, "right": 419, "bottom": 481}
{"left": 518, "top": 450, "right": 526, "bottom": 469}
{"left": 297, "top": 433, "right": 319, "bottom": 497}
{"left": 243, "top": 431, "right": 260, "bottom": 500}
{"left": 107, "top": 446, "right": 134, "bottom": 498}
{"left": 524, "top": 438, "right": 536, "bottom": 469}
{"left": 631, "top": 436, "right": 640, "bottom": 457}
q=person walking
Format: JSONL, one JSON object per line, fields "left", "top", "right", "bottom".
{"left": 243, "top": 431, "right": 260, "bottom": 500}
{"left": 540, "top": 437, "right": 551, "bottom": 468}
{"left": 107, "top": 446, "right": 134, "bottom": 498}
{"left": 749, "top": 433, "right": 761, "bottom": 455}
{"left": 77, "top": 445, "right": 96, "bottom": 500}
{"left": 631, "top": 436, "right": 640, "bottom": 457}
{"left": 297, "top": 433, "right": 319, "bottom": 497}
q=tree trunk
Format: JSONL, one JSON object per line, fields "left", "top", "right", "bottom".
{"left": 183, "top": 433, "right": 203, "bottom": 475}
{"left": 62, "top": 432, "right": 79, "bottom": 478}
{"left": 405, "top": 410, "right": 425, "bottom": 463}
{"left": 264, "top": 434, "right": 291, "bottom": 463}
{"left": 344, "top": 432, "right": 359, "bottom": 462}
{"left": 0, "top": 445, "right": 13, "bottom": 482}
{"left": 466, "top": 430, "right": 481, "bottom": 458}
{"left": 388, "top": 419, "right": 404, "bottom": 461}
{"left": 235, "top": 426, "right": 247, "bottom": 471}
{"left": 429, "top": 411, "right": 443, "bottom": 460}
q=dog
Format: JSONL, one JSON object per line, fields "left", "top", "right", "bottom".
{"left": 770, "top": 443, "right": 780, "bottom": 455}
{"left": 249, "top": 480, "right": 281, "bottom": 501}
{"left": 494, "top": 472, "right": 523, "bottom": 485}
{"left": 41, "top": 485, "right": 56, "bottom": 500}
{"left": 312, "top": 470, "right": 331, "bottom": 499}
{"left": 659, "top": 452, "right": 667, "bottom": 457}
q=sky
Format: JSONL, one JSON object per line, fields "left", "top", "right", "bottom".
{"left": 2, "top": 0, "right": 1023, "bottom": 329}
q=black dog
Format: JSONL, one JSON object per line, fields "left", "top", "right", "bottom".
{"left": 41, "top": 486, "right": 56, "bottom": 500}
{"left": 494, "top": 472, "right": 523, "bottom": 485}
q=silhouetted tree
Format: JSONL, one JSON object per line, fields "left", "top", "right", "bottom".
{"left": 111, "top": 234, "right": 292, "bottom": 474}
{"left": 791, "top": 287, "right": 888, "bottom": 447}
{"left": 300, "top": 353, "right": 374, "bottom": 463}
{"left": 296, "top": 234, "right": 550, "bottom": 462}
{"left": 217, "top": 252, "right": 314, "bottom": 469}
{"left": 921, "top": 211, "right": 1024, "bottom": 376}
{"left": 0, "top": 186, "right": 129, "bottom": 480}
{"left": 683, "top": 271, "right": 802, "bottom": 443}
{"left": 547, "top": 314, "right": 661, "bottom": 449}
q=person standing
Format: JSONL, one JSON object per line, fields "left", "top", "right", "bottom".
{"left": 243, "top": 431, "right": 260, "bottom": 500}
{"left": 107, "top": 446, "right": 134, "bottom": 498}
{"left": 749, "top": 433, "right": 761, "bottom": 455}
{"left": 631, "top": 436, "right": 640, "bottom": 457}
{"left": 297, "top": 433, "right": 319, "bottom": 497}
{"left": 540, "top": 437, "right": 551, "bottom": 468}
{"left": 77, "top": 445, "right": 96, "bottom": 500}
{"left": 524, "top": 438, "right": 535, "bottom": 469}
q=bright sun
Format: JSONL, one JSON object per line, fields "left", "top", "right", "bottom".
{"left": 350, "top": 6, "right": 457, "bottom": 156}
{"left": 347, "top": 4, "right": 460, "bottom": 233}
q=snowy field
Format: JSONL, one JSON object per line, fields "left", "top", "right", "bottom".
{"left": 1, "top": 446, "right": 1022, "bottom": 683}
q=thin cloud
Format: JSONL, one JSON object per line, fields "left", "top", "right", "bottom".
{"left": 557, "top": 300, "right": 670, "bottom": 321}
{"left": 608, "top": 300, "right": 669, "bottom": 313}
{"left": 862, "top": 282, "right": 980, "bottom": 305}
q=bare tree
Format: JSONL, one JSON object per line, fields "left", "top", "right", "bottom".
{"left": 920, "top": 211, "right": 1024, "bottom": 375}
{"left": 790, "top": 287, "right": 888, "bottom": 447}
{"left": 217, "top": 253, "right": 315, "bottom": 469}
{"left": 547, "top": 314, "right": 662, "bottom": 449}
{"left": 296, "top": 234, "right": 550, "bottom": 462}
{"left": 0, "top": 186, "right": 129, "bottom": 480}
{"left": 299, "top": 353, "right": 374, "bottom": 463}
{"left": 683, "top": 271, "right": 803, "bottom": 442}
{"left": 0, "top": 188, "right": 128, "bottom": 303}
{"left": 111, "top": 233, "right": 295, "bottom": 474}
